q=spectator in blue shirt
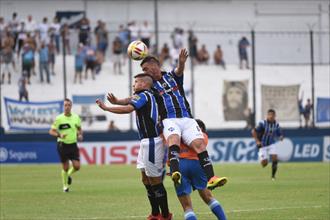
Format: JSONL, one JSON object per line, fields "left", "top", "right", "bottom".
{"left": 238, "top": 36, "right": 250, "bottom": 69}
{"left": 74, "top": 44, "right": 85, "bottom": 84}
{"left": 39, "top": 41, "right": 50, "bottom": 83}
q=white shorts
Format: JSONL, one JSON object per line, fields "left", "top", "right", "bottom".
{"left": 258, "top": 144, "right": 277, "bottom": 161}
{"left": 162, "top": 118, "right": 204, "bottom": 146}
{"left": 136, "top": 136, "right": 166, "bottom": 177}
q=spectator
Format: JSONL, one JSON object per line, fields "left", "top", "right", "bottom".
{"left": 94, "top": 20, "right": 108, "bottom": 59}
{"left": 39, "top": 41, "right": 50, "bottom": 83}
{"left": 298, "top": 99, "right": 304, "bottom": 128}
{"left": 214, "top": 45, "right": 226, "bottom": 69}
{"left": 38, "top": 17, "right": 50, "bottom": 44}
{"left": 303, "top": 99, "right": 313, "bottom": 128}
{"left": 128, "top": 21, "right": 138, "bottom": 41}
{"left": 78, "top": 17, "right": 90, "bottom": 45}
{"left": 244, "top": 108, "right": 255, "bottom": 129}
{"left": 0, "top": 17, "right": 5, "bottom": 48}
{"left": 17, "top": 21, "right": 27, "bottom": 58}
{"left": 170, "top": 45, "right": 180, "bottom": 68}
{"left": 21, "top": 43, "right": 34, "bottom": 84}
{"left": 112, "top": 36, "right": 123, "bottom": 74}
{"left": 171, "top": 27, "right": 184, "bottom": 49}
{"left": 25, "top": 15, "right": 37, "bottom": 37}
{"left": 84, "top": 42, "right": 96, "bottom": 80}
{"left": 188, "top": 30, "right": 198, "bottom": 64}
{"left": 8, "top": 12, "right": 20, "bottom": 52}
{"left": 139, "top": 20, "right": 152, "bottom": 48}
{"left": 118, "top": 24, "right": 129, "bottom": 63}
{"left": 238, "top": 36, "right": 250, "bottom": 69}
{"left": 18, "top": 71, "right": 29, "bottom": 101}
{"left": 48, "top": 39, "right": 56, "bottom": 75}
{"left": 74, "top": 44, "right": 85, "bottom": 84}
{"left": 24, "top": 32, "right": 37, "bottom": 76}
{"left": 1, "top": 31, "right": 15, "bottom": 84}
{"left": 50, "top": 17, "right": 61, "bottom": 53}
{"left": 61, "top": 23, "right": 71, "bottom": 54}
{"left": 108, "top": 120, "right": 120, "bottom": 132}
{"left": 197, "top": 44, "right": 210, "bottom": 64}
{"left": 159, "top": 43, "right": 170, "bottom": 66}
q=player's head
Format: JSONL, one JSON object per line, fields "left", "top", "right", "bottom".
{"left": 140, "top": 56, "right": 162, "bottom": 80}
{"left": 267, "top": 109, "right": 276, "bottom": 122}
{"left": 195, "top": 119, "right": 206, "bottom": 133}
{"left": 64, "top": 98, "right": 72, "bottom": 115}
{"left": 133, "top": 73, "right": 153, "bottom": 93}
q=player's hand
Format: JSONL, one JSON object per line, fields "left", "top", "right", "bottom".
{"left": 256, "top": 140, "right": 262, "bottom": 149}
{"left": 77, "top": 134, "right": 83, "bottom": 141}
{"left": 59, "top": 133, "right": 67, "bottom": 139}
{"left": 107, "top": 93, "right": 118, "bottom": 104}
{"left": 178, "top": 48, "right": 189, "bottom": 65}
{"left": 96, "top": 99, "right": 107, "bottom": 110}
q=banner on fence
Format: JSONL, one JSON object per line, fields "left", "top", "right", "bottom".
{"left": 261, "top": 85, "right": 300, "bottom": 121}
{"left": 4, "top": 98, "right": 63, "bottom": 131}
{"left": 316, "top": 97, "right": 330, "bottom": 123}
{"left": 223, "top": 80, "right": 249, "bottom": 121}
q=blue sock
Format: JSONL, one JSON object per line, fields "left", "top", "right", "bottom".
{"left": 184, "top": 209, "right": 197, "bottom": 220}
{"left": 208, "top": 199, "right": 227, "bottom": 220}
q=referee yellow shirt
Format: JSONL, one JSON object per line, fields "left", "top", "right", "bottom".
{"left": 51, "top": 113, "right": 81, "bottom": 144}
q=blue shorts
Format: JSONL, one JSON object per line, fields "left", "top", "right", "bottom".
{"left": 174, "top": 158, "right": 207, "bottom": 196}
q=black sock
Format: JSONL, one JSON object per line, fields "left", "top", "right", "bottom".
{"left": 152, "top": 183, "right": 169, "bottom": 218}
{"left": 198, "top": 151, "right": 215, "bottom": 180}
{"left": 272, "top": 161, "right": 278, "bottom": 178}
{"left": 145, "top": 184, "right": 160, "bottom": 216}
{"left": 169, "top": 145, "right": 180, "bottom": 173}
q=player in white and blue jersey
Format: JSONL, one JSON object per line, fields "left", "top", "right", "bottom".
{"left": 140, "top": 50, "right": 227, "bottom": 190}
{"left": 96, "top": 73, "right": 172, "bottom": 220}
{"left": 252, "top": 109, "right": 284, "bottom": 180}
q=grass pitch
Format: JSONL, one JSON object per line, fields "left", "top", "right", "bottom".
{"left": 0, "top": 163, "right": 329, "bottom": 220}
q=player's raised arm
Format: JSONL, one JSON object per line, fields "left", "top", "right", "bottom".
{"left": 96, "top": 99, "right": 134, "bottom": 114}
{"left": 107, "top": 92, "right": 131, "bottom": 105}
{"left": 174, "top": 48, "right": 189, "bottom": 76}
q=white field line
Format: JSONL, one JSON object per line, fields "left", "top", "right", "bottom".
{"left": 1, "top": 205, "right": 324, "bottom": 220}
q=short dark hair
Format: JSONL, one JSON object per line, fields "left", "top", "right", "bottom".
{"left": 64, "top": 98, "right": 72, "bottom": 103}
{"left": 140, "top": 56, "right": 160, "bottom": 67}
{"left": 268, "top": 109, "right": 276, "bottom": 114}
{"left": 195, "top": 119, "right": 206, "bottom": 133}
{"left": 134, "top": 73, "right": 153, "bottom": 79}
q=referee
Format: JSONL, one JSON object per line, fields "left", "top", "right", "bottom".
{"left": 49, "top": 98, "right": 83, "bottom": 192}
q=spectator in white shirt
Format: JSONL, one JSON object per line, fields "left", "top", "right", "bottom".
{"left": 25, "top": 15, "right": 37, "bottom": 37}
{"left": 38, "top": 17, "right": 50, "bottom": 44}
{"left": 139, "top": 21, "right": 152, "bottom": 48}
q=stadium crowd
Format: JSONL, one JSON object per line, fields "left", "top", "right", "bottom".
{"left": 0, "top": 13, "right": 251, "bottom": 87}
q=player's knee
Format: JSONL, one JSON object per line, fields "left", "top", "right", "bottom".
{"left": 261, "top": 160, "right": 268, "bottom": 167}
{"left": 190, "top": 139, "right": 206, "bottom": 153}
{"left": 73, "top": 164, "right": 80, "bottom": 171}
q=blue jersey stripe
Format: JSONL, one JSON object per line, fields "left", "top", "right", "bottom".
{"left": 148, "top": 138, "right": 155, "bottom": 163}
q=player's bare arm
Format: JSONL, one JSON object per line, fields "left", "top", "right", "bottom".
{"left": 107, "top": 93, "right": 131, "bottom": 105}
{"left": 174, "top": 48, "right": 189, "bottom": 76}
{"left": 96, "top": 99, "right": 134, "bottom": 114}
{"left": 49, "top": 128, "right": 66, "bottom": 139}
{"left": 251, "top": 128, "right": 262, "bottom": 147}
{"left": 77, "top": 127, "right": 83, "bottom": 141}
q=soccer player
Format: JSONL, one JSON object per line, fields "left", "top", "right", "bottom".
{"left": 174, "top": 119, "right": 227, "bottom": 220}
{"left": 139, "top": 50, "right": 226, "bottom": 190}
{"left": 252, "top": 109, "right": 284, "bottom": 180}
{"left": 96, "top": 73, "right": 172, "bottom": 220}
{"left": 49, "top": 98, "right": 83, "bottom": 192}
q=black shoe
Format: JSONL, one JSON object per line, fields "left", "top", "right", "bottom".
{"left": 68, "top": 176, "right": 72, "bottom": 185}
{"left": 63, "top": 187, "right": 69, "bottom": 193}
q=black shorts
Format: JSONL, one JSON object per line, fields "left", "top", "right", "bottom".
{"left": 57, "top": 142, "right": 80, "bottom": 163}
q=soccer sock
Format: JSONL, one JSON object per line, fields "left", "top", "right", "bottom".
{"left": 272, "top": 161, "right": 278, "bottom": 178}
{"left": 61, "top": 170, "right": 68, "bottom": 188}
{"left": 144, "top": 184, "right": 160, "bottom": 216}
{"left": 67, "top": 167, "right": 77, "bottom": 176}
{"left": 184, "top": 209, "right": 197, "bottom": 220}
{"left": 198, "top": 151, "right": 215, "bottom": 180}
{"left": 169, "top": 145, "right": 180, "bottom": 173}
{"left": 208, "top": 199, "right": 227, "bottom": 220}
{"left": 152, "top": 183, "right": 169, "bottom": 218}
